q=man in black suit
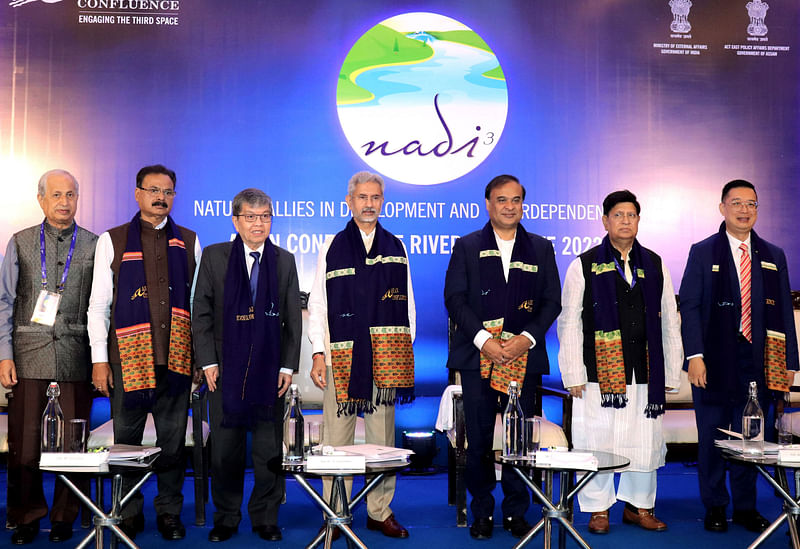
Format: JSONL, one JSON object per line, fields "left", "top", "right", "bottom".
{"left": 192, "top": 188, "right": 301, "bottom": 543}
{"left": 444, "top": 174, "right": 561, "bottom": 540}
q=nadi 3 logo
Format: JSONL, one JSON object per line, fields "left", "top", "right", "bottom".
{"left": 337, "top": 12, "right": 508, "bottom": 186}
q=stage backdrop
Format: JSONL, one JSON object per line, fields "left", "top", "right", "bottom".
{"left": 2, "top": 0, "right": 798, "bottom": 402}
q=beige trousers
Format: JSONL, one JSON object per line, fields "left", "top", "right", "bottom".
{"left": 321, "top": 364, "right": 396, "bottom": 521}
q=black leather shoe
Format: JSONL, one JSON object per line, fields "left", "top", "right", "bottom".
{"left": 157, "top": 513, "right": 186, "bottom": 540}
{"left": 209, "top": 525, "right": 237, "bottom": 542}
{"left": 253, "top": 524, "right": 282, "bottom": 541}
{"left": 48, "top": 522, "right": 73, "bottom": 543}
{"left": 732, "top": 510, "right": 770, "bottom": 533}
{"left": 704, "top": 506, "right": 727, "bottom": 532}
{"left": 470, "top": 517, "right": 493, "bottom": 540}
{"left": 11, "top": 521, "right": 39, "bottom": 545}
{"left": 118, "top": 514, "right": 144, "bottom": 541}
{"left": 503, "top": 516, "right": 532, "bottom": 538}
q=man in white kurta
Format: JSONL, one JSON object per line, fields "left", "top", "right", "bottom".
{"left": 557, "top": 190, "right": 682, "bottom": 534}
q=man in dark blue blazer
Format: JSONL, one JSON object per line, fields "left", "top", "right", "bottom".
{"left": 444, "top": 174, "right": 561, "bottom": 540}
{"left": 679, "top": 179, "right": 798, "bottom": 533}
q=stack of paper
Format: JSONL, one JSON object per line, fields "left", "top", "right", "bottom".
{"left": 334, "top": 444, "right": 414, "bottom": 463}
{"left": 107, "top": 445, "right": 161, "bottom": 467}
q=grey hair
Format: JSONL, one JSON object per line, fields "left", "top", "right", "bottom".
{"left": 232, "top": 188, "right": 272, "bottom": 216}
{"left": 347, "top": 171, "right": 384, "bottom": 195}
{"left": 38, "top": 169, "right": 79, "bottom": 196}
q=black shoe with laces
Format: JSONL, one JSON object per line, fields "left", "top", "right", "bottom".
{"left": 48, "top": 521, "right": 73, "bottom": 543}
{"left": 470, "top": 517, "right": 493, "bottom": 539}
{"left": 11, "top": 521, "right": 39, "bottom": 545}
{"left": 503, "top": 516, "right": 532, "bottom": 538}
{"left": 157, "top": 513, "right": 186, "bottom": 540}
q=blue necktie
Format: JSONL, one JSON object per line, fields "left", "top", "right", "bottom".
{"left": 249, "top": 251, "right": 260, "bottom": 304}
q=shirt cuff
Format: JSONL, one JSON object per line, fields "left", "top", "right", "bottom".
{"left": 473, "top": 330, "right": 492, "bottom": 351}
{"left": 686, "top": 353, "right": 703, "bottom": 360}
{"left": 521, "top": 331, "right": 536, "bottom": 348}
{"left": 202, "top": 363, "right": 218, "bottom": 370}
{"left": 91, "top": 346, "right": 109, "bottom": 363}
{"left": 279, "top": 367, "right": 294, "bottom": 376}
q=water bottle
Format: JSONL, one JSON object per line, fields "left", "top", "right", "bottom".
{"left": 41, "top": 381, "right": 64, "bottom": 453}
{"left": 502, "top": 381, "right": 525, "bottom": 459}
{"left": 742, "top": 381, "right": 764, "bottom": 457}
{"left": 283, "top": 384, "right": 305, "bottom": 462}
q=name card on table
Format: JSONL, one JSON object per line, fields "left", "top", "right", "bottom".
{"left": 778, "top": 446, "right": 800, "bottom": 464}
{"left": 306, "top": 454, "right": 366, "bottom": 472}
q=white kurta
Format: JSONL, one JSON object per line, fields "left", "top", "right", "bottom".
{"left": 558, "top": 255, "right": 683, "bottom": 471}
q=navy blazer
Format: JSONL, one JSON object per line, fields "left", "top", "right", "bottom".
{"left": 679, "top": 232, "right": 799, "bottom": 386}
{"left": 444, "top": 226, "right": 561, "bottom": 375}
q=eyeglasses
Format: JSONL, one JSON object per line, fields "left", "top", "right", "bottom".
{"left": 137, "top": 185, "right": 176, "bottom": 198}
{"left": 728, "top": 200, "right": 758, "bottom": 211}
{"left": 610, "top": 211, "right": 638, "bottom": 220}
{"left": 235, "top": 213, "right": 273, "bottom": 223}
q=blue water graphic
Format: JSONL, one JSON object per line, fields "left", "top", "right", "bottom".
{"left": 348, "top": 38, "right": 507, "bottom": 108}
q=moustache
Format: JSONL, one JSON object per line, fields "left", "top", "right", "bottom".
{"left": 360, "top": 208, "right": 376, "bottom": 215}
{"left": 152, "top": 201, "right": 168, "bottom": 208}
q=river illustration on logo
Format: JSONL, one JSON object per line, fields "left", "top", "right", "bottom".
{"left": 337, "top": 12, "right": 508, "bottom": 186}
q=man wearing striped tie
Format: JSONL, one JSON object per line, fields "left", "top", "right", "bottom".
{"left": 679, "top": 179, "right": 799, "bottom": 533}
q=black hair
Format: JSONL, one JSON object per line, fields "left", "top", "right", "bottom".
{"left": 603, "top": 190, "right": 640, "bottom": 216}
{"left": 484, "top": 174, "right": 526, "bottom": 200}
{"left": 721, "top": 179, "right": 757, "bottom": 202}
{"left": 136, "top": 164, "right": 177, "bottom": 188}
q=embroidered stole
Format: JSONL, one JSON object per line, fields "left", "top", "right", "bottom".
{"left": 585, "top": 237, "right": 666, "bottom": 417}
{"left": 477, "top": 223, "right": 539, "bottom": 394}
{"left": 326, "top": 220, "right": 414, "bottom": 415}
{"left": 113, "top": 214, "right": 192, "bottom": 403}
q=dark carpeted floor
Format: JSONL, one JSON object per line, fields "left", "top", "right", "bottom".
{"left": 1, "top": 461, "right": 794, "bottom": 548}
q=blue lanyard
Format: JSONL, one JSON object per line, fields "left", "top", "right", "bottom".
{"left": 40, "top": 222, "right": 78, "bottom": 293}
{"left": 612, "top": 254, "right": 637, "bottom": 288}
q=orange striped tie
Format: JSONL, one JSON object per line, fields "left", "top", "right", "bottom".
{"left": 739, "top": 243, "right": 752, "bottom": 342}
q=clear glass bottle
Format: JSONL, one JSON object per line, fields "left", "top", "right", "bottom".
{"left": 283, "top": 384, "right": 305, "bottom": 462}
{"left": 41, "top": 381, "right": 64, "bottom": 453}
{"left": 502, "top": 381, "right": 525, "bottom": 459}
{"left": 742, "top": 381, "right": 764, "bottom": 456}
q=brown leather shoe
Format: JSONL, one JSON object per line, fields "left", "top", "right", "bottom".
{"left": 588, "top": 511, "right": 609, "bottom": 534}
{"left": 367, "top": 514, "right": 409, "bottom": 538}
{"left": 623, "top": 507, "right": 667, "bottom": 531}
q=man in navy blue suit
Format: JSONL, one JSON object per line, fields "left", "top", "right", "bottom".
{"left": 444, "top": 174, "right": 561, "bottom": 540}
{"left": 679, "top": 179, "right": 798, "bottom": 533}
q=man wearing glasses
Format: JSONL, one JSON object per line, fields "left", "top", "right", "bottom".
{"left": 0, "top": 170, "right": 97, "bottom": 544}
{"left": 192, "top": 188, "right": 301, "bottom": 542}
{"left": 680, "top": 179, "right": 798, "bottom": 533}
{"left": 88, "top": 164, "right": 201, "bottom": 541}
{"left": 308, "top": 170, "right": 415, "bottom": 539}
{"left": 558, "top": 190, "right": 682, "bottom": 535}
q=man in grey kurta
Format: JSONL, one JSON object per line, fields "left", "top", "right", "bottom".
{"left": 0, "top": 169, "right": 97, "bottom": 545}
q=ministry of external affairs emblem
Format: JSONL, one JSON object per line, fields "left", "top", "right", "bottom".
{"left": 669, "top": 0, "right": 692, "bottom": 34}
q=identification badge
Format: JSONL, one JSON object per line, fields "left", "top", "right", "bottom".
{"left": 31, "top": 290, "right": 61, "bottom": 326}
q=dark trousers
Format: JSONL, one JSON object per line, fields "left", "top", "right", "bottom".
{"left": 7, "top": 378, "right": 92, "bottom": 525}
{"left": 110, "top": 363, "right": 189, "bottom": 519}
{"left": 208, "top": 382, "right": 285, "bottom": 529}
{"left": 693, "top": 339, "right": 771, "bottom": 511}
{"left": 459, "top": 368, "right": 539, "bottom": 520}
